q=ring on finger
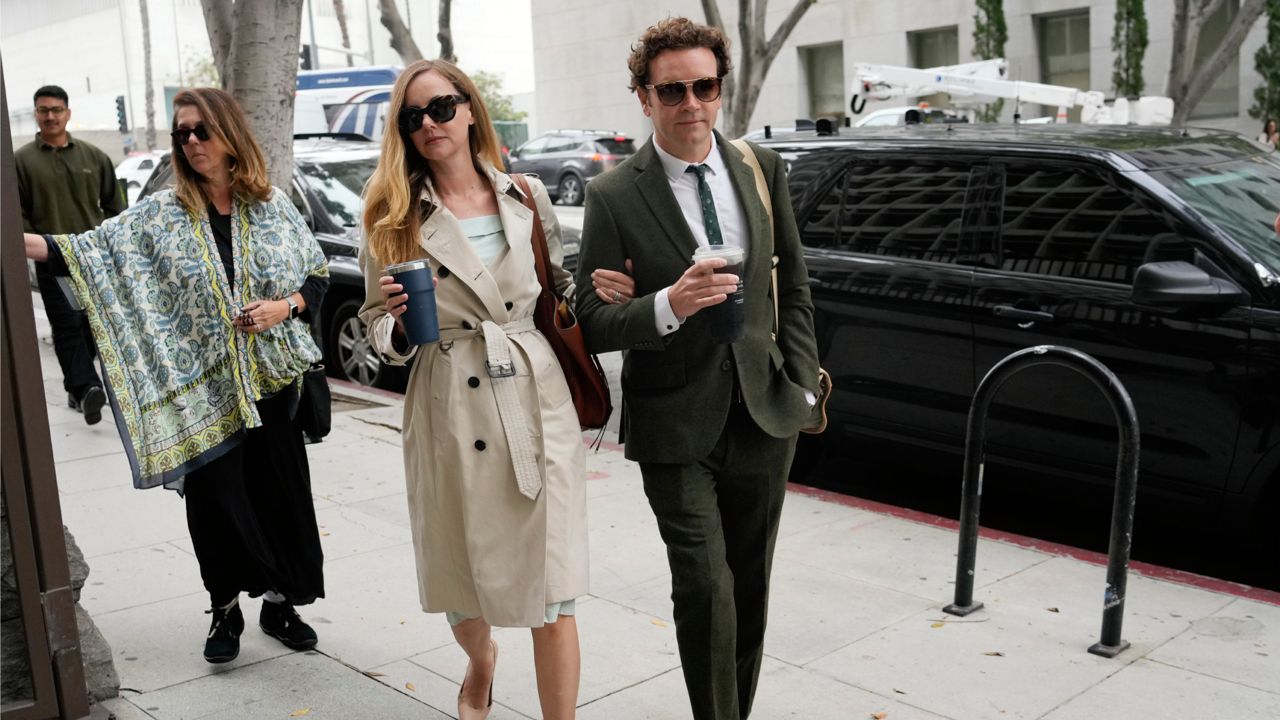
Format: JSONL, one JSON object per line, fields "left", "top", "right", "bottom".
{"left": 611, "top": 290, "right": 623, "bottom": 303}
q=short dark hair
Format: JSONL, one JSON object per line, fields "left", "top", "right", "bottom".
{"left": 627, "top": 17, "right": 732, "bottom": 92}
{"left": 34, "top": 85, "right": 69, "bottom": 106}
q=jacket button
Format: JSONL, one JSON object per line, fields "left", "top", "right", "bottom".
{"left": 504, "top": 301, "right": 513, "bottom": 310}
{"left": 437, "top": 266, "right": 451, "bottom": 278}
{"left": 462, "top": 320, "right": 474, "bottom": 330}
{"left": 720, "top": 360, "right": 731, "bottom": 372}
{"left": 474, "top": 439, "right": 486, "bottom": 451}
{"left": 467, "top": 376, "right": 480, "bottom": 388}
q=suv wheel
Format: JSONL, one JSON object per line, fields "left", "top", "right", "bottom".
{"left": 327, "top": 298, "right": 384, "bottom": 388}
{"left": 558, "top": 173, "right": 584, "bottom": 206}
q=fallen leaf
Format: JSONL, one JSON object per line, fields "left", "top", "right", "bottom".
{"left": 405, "top": 682, "right": 417, "bottom": 692}
{"left": 364, "top": 671, "right": 385, "bottom": 678}
{"left": 870, "top": 712, "right": 888, "bottom": 719}
{"left": 651, "top": 619, "right": 669, "bottom": 628}
{"left": 930, "top": 622, "right": 945, "bottom": 628}
{"left": 892, "top": 688, "right": 906, "bottom": 695}
{"left": 1046, "top": 607, "right": 1060, "bottom": 613}
{"left": 983, "top": 651, "right": 1005, "bottom": 657}
{"left": 289, "top": 710, "right": 311, "bottom": 718}
{"left": 320, "top": 532, "right": 330, "bottom": 537}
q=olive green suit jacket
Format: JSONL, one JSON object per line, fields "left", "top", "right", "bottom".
{"left": 575, "top": 132, "right": 819, "bottom": 464}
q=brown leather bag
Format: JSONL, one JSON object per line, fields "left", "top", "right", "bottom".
{"left": 511, "top": 174, "right": 613, "bottom": 430}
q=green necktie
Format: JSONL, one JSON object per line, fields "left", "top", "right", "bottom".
{"left": 685, "top": 164, "right": 723, "bottom": 245}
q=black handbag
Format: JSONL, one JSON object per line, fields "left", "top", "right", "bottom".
{"left": 296, "top": 363, "right": 332, "bottom": 442}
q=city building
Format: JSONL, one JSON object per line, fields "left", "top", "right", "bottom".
{"left": 531, "top": 0, "right": 1269, "bottom": 141}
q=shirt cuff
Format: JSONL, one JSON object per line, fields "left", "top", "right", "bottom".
{"left": 654, "top": 287, "right": 683, "bottom": 336}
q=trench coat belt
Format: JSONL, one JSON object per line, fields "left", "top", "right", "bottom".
{"left": 469, "top": 317, "right": 541, "bottom": 500}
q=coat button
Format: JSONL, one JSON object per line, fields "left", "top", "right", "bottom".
{"left": 462, "top": 320, "right": 474, "bottom": 330}
{"left": 474, "top": 439, "right": 486, "bottom": 451}
{"left": 720, "top": 360, "right": 732, "bottom": 372}
{"left": 437, "top": 266, "right": 451, "bottom": 278}
{"left": 467, "top": 376, "right": 480, "bottom": 388}
{"left": 504, "top": 301, "right": 513, "bottom": 310}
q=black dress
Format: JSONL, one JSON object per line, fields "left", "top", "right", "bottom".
{"left": 181, "top": 205, "right": 327, "bottom": 607}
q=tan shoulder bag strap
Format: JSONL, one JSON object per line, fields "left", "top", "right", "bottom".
{"left": 730, "top": 138, "right": 780, "bottom": 341}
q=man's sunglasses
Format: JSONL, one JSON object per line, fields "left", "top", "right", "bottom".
{"left": 397, "top": 93, "right": 470, "bottom": 133}
{"left": 644, "top": 77, "right": 723, "bottom": 107}
{"left": 171, "top": 124, "right": 212, "bottom": 146}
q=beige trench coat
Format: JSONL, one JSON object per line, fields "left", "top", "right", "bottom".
{"left": 359, "top": 166, "right": 588, "bottom": 628}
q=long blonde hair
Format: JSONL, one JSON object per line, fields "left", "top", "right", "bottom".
{"left": 363, "top": 60, "right": 505, "bottom": 265}
{"left": 170, "top": 88, "right": 273, "bottom": 213}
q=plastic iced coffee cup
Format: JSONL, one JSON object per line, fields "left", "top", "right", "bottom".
{"left": 386, "top": 259, "right": 440, "bottom": 345}
{"left": 692, "top": 245, "right": 745, "bottom": 344}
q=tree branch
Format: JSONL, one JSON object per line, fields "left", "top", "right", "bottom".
{"left": 437, "top": 0, "right": 456, "bottom": 62}
{"left": 378, "top": 0, "right": 424, "bottom": 64}
{"left": 766, "top": 0, "right": 818, "bottom": 60}
{"left": 1180, "top": 0, "right": 1267, "bottom": 119}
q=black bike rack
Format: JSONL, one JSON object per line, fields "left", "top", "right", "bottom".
{"left": 942, "top": 345, "right": 1140, "bottom": 658}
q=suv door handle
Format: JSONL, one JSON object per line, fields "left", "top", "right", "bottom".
{"left": 992, "top": 304, "right": 1055, "bottom": 326}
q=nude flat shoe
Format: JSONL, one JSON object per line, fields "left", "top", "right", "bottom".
{"left": 457, "top": 640, "right": 497, "bottom": 720}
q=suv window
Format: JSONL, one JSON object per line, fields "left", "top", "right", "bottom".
{"left": 517, "top": 137, "right": 548, "bottom": 156}
{"left": 997, "top": 165, "right": 1190, "bottom": 283}
{"left": 594, "top": 138, "right": 635, "bottom": 154}
{"left": 801, "top": 158, "right": 971, "bottom": 263}
{"left": 297, "top": 157, "right": 379, "bottom": 227}
{"left": 545, "top": 136, "right": 580, "bottom": 153}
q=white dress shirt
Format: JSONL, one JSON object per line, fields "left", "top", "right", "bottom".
{"left": 650, "top": 133, "right": 748, "bottom": 335}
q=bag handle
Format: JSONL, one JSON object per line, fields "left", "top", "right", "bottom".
{"left": 510, "top": 173, "right": 559, "bottom": 300}
{"left": 730, "top": 138, "right": 780, "bottom": 341}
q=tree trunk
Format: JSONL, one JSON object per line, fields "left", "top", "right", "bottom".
{"left": 438, "top": 0, "right": 456, "bottom": 62}
{"left": 702, "top": 0, "right": 817, "bottom": 138}
{"left": 378, "top": 0, "right": 423, "bottom": 64}
{"left": 199, "top": 0, "right": 232, "bottom": 85}
{"left": 333, "top": 0, "right": 355, "bottom": 67}
{"left": 140, "top": 0, "right": 156, "bottom": 150}
{"left": 1170, "top": 0, "right": 1266, "bottom": 124}
{"left": 199, "top": 0, "right": 305, "bottom": 190}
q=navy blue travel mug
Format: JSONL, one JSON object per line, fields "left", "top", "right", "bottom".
{"left": 386, "top": 259, "right": 440, "bottom": 345}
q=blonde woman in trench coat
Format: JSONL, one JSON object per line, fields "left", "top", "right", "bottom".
{"left": 358, "top": 61, "right": 632, "bottom": 720}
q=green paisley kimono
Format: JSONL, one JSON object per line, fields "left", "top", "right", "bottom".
{"left": 52, "top": 187, "right": 328, "bottom": 489}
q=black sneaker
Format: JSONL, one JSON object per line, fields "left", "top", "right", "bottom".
{"left": 76, "top": 386, "right": 106, "bottom": 425}
{"left": 259, "top": 601, "right": 318, "bottom": 651}
{"left": 203, "top": 600, "right": 244, "bottom": 664}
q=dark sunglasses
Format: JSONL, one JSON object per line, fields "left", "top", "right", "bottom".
{"left": 171, "top": 124, "right": 212, "bottom": 146}
{"left": 644, "top": 77, "right": 723, "bottom": 107}
{"left": 397, "top": 93, "right": 470, "bottom": 133}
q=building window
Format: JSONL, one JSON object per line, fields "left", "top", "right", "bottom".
{"left": 1036, "top": 10, "right": 1091, "bottom": 122}
{"left": 909, "top": 26, "right": 959, "bottom": 111}
{"left": 1191, "top": 0, "right": 1240, "bottom": 119}
{"left": 801, "top": 43, "right": 845, "bottom": 124}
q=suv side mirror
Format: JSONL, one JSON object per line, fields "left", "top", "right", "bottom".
{"left": 1131, "top": 261, "right": 1248, "bottom": 306}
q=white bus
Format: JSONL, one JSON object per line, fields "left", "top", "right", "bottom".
{"left": 295, "top": 66, "right": 400, "bottom": 139}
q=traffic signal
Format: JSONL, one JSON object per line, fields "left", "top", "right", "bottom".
{"left": 300, "top": 44, "right": 312, "bottom": 71}
{"left": 114, "top": 95, "right": 128, "bottom": 133}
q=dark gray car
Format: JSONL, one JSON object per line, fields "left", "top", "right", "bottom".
{"left": 508, "top": 130, "right": 635, "bottom": 205}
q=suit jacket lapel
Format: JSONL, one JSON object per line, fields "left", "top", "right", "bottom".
{"left": 633, "top": 140, "right": 700, "bottom": 263}
{"left": 718, "top": 131, "right": 770, "bottom": 285}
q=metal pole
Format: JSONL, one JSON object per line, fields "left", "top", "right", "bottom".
{"left": 942, "top": 345, "right": 1140, "bottom": 657}
{"left": 365, "top": 0, "right": 376, "bottom": 65}
{"left": 172, "top": 0, "right": 184, "bottom": 86}
{"left": 116, "top": 0, "right": 136, "bottom": 142}
{"left": 307, "top": 0, "right": 320, "bottom": 70}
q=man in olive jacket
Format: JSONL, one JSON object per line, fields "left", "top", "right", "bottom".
{"left": 574, "top": 18, "right": 819, "bottom": 720}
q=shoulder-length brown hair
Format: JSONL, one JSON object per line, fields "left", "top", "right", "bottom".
{"left": 363, "top": 60, "right": 504, "bottom": 265}
{"left": 170, "top": 87, "right": 273, "bottom": 212}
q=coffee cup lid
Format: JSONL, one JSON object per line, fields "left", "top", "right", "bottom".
{"left": 386, "top": 259, "right": 431, "bottom": 274}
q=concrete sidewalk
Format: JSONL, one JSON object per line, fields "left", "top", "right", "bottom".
{"left": 27, "top": 311, "right": 1280, "bottom": 720}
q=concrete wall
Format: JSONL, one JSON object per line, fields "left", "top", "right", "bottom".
{"left": 530, "top": 0, "right": 1269, "bottom": 141}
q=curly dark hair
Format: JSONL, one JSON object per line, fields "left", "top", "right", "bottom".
{"left": 627, "top": 17, "right": 732, "bottom": 92}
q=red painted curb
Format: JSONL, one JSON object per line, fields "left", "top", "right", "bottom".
{"left": 786, "top": 483, "right": 1280, "bottom": 607}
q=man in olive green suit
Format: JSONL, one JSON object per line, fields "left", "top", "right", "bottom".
{"left": 574, "top": 18, "right": 819, "bottom": 720}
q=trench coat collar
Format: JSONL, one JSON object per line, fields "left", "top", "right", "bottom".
{"left": 415, "top": 163, "right": 533, "bottom": 324}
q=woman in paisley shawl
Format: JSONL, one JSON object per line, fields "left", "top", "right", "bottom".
{"left": 24, "top": 87, "right": 329, "bottom": 665}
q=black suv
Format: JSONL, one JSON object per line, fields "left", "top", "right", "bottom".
{"left": 508, "top": 130, "right": 636, "bottom": 205}
{"left": 137, "top": 136, "right": 406, "bottom": 390}
{"left": 757, "top": 124, "right": 1280, "bottom": 542}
